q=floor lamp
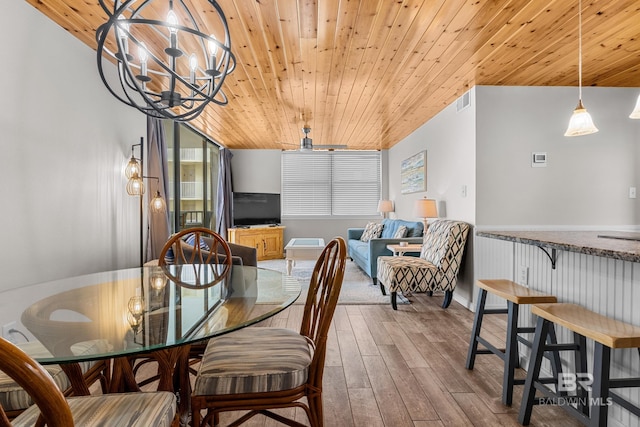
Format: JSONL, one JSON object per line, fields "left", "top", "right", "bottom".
{"left": 414, "top": 198, "right": 438, "bottom": 232}
{"left": 125, "top": 137, "right": 167, "bottom": 266}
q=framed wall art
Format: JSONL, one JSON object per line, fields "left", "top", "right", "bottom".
{"left": 401, "top": 150, "right": 427, "bottom": 194}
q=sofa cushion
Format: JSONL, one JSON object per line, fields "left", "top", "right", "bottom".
{"left": 393, "top": 225, "right": 407, "bottom": 238}
{"left": 381, "top": 218, "right": 423, "bottom": 238}
{"left": 348, "top": 239, "right": 370, "bottom": 261}
{"left": 360, "top": 222, "right": 383, "bottom": 242}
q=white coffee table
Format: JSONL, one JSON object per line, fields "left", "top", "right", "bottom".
{"left": 284, "top": 238, "right": 326, "bottom": 275}
{"left": 386, "top": 243, "right": 423, "bottom": 256}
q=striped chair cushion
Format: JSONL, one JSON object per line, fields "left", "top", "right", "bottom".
{"left": 12, "top": 391, "right": 176, "bottom": 427}
{"left": 0, "top": 340, "right": 110, "bottom": 412}
{"left": 193, "top": 328, "right": 312, "bottom": 396}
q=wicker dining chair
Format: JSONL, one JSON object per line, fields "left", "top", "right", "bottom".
{"left": 131, "top": 227, "right": 234, "bottom": 388}
{"left": 0, "top": 340, "right": 111, "bottom": 420}
{"left": 158, "top": 227, "right": 233, "bottom": 288}
{"left": 0, "top": 337, "right": 177, "bottom": 427}
{"left": 191, "top": 237, "right": 347, "bottom": 427}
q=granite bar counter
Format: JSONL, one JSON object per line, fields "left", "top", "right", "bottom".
{"left": 476, "top": 230, "right": 640, "bottom": 264}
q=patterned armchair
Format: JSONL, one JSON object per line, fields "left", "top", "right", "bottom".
{"left": 377, "top": 220, "right": 470, "bottom": 310}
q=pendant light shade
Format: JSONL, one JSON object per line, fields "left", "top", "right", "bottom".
{"left": 150, "top": 190, "right": 167, "bottom": 213}
{"left": 630, "top": 94, "right": 640, "bottom": 119}
{"left": 125, "top": 155, "right": 141, "bottom": 179}
{"left": 565, "top": 0, "right": 598, "bottom": 137}
{"left": 565, "top": 100, "right": 599, "bottom": 136}
{"left": 126, "top": 172, "right": 145, "bottom": 196}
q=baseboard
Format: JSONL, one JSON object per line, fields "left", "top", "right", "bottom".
{"left": 453, "top": 293, "right": 473, "bottom": 311}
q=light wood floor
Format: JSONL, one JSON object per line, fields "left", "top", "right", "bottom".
{"left": 209, "top": 291, "right": 583, "bottom": 427}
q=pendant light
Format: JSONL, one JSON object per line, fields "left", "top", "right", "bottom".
{"left": 630, "top": 94, "right": 640, "bottom": 119}
{"left": 564, "top": 0, "right": 598, "bottom": 137}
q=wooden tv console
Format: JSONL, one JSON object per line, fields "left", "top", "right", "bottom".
{"left": 227, "top": 226, "right": 285, "bottom": 261}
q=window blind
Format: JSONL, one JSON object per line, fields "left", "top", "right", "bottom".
{"left": 282, "top": 151, "right": 381, "bottom": 216}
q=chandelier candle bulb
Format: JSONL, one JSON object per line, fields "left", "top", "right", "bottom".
{"left": 190, "top": 54, "right": 198, "bottom": 82}
{"left": 116, "top": 16, "right": 130, "bottom": 59}
{"left": 208, "top": 35, "right": 219, "bottom": 76}
{"left": 166, "top": 10, "right": 181, "bottom": 57}
{"left": 137, "top": 43, "right": 150, "bottom": 83}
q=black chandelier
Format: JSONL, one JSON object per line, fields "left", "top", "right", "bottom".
{"left": 96, "top": 0, "right": 235, "bottom": 121}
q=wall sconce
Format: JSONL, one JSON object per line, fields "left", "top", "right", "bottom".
{"left": 377, "top": 200, "right": 394, "bottom": 218}
{"left": 125, "top": 145, "right": 142, "bottom": 179}
{"left": 126, "top": 137, "right": 167, "bottom": 266}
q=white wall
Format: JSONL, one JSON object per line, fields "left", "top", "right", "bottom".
{"left": 0, "top": 2, "right": 146, "bottom": 293}
{"left": 388, "top": 88, "right": 477, "bottom": 305}
{"left": 476, "top": 85, "right": 640, "bottom": 227}
{"left": 388, "top": 89, "right": 477, "bottom": 223}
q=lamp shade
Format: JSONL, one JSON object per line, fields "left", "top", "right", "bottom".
{"left": 126, "top": 173, "right": 145, "bottom": 196}
{"left": 124, "top": 156, "right": 141, "bottom": 179}
{"left": 630, "top": 93, "right": 640, "bottom": 119}
{"left": 414, "top": 198, "right": 438, "bottom": 219}
{"left": 377, "top": 200, "right": 394, "bottom": 213}
{"left": 150, "top": 191, "right": 167, "bottom": 213}
{"left": 565, "top": 100, "right": 598, "bottom": 137}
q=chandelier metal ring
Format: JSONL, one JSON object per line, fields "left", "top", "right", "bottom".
{"left": 96, "top": 0, "right": 235, "bottom": 122}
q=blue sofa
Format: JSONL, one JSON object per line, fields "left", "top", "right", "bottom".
{"left": 347, "top": 218, "right": 424, "bottom": 285}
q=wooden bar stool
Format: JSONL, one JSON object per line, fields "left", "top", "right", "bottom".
{"left": 519, "top": 303, "right": 640, "bottom": 426}
{"left": 466, "top": 279, "right": 558, "bottom": 405}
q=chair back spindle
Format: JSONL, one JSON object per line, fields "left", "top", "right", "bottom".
{"left": 300, "top": 237, "right": 346, "bottom": 388}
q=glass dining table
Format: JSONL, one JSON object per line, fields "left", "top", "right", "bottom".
{"left": 0, "top": 264, "right": 300, "bottom": 422}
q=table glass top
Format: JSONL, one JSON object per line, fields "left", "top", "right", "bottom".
{"left": 286, "top": 238, "right": 325, "bottom": 248}
{"left": 1, "top": 265, "right": 300, "bottom": 364}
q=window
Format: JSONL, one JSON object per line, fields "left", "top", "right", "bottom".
{"left": 282, "top": 151, "right": 381, "bottom": 216}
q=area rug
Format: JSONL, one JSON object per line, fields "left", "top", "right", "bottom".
{"left": 258, "top": 259, "right": 407, "bottom": 305}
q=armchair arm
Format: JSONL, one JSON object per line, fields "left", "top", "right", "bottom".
{"left": 347, "top": 228, "right": 365, "bottom": 240}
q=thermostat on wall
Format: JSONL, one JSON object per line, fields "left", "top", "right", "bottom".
{"left": 531, "top": 152, "right": 547, "bottom": 167}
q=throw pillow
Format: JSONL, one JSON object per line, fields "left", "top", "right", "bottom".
{"left": 184, "top": 233, "right": 210, "bottom": 251}
{"left": 360, "top": 222, "right": 383, "bottom": 242}
{"left": 393, "top": 225, "right": 407, "bottom": 238}
{"left": 164, "top": 233, "right": 210, "bottom": 264}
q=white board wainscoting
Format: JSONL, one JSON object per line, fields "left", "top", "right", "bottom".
{"left": 475, "top": 233, "right": 640, "bottom": 427}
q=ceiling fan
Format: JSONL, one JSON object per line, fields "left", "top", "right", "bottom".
{"left": 296, "top": 127, "right": 348, "bottom": 151}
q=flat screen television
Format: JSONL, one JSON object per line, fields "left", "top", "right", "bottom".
{"left": 232, "top": 192, "right": 281, "bottom": 227}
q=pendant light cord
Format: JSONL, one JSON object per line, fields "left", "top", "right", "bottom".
{"left": 578, "top": 0, "right": 583, "bottom": 101}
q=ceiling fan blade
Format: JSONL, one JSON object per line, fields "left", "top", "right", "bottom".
{"left": 313, "top": 144, "right": 348, "bottom": 149}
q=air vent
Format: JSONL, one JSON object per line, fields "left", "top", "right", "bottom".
{"left": 456, "top": 91, "right": 470, "bottom": 112}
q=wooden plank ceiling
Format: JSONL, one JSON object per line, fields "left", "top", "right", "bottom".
{"left": 26, "top": 0, "right": 640, "bottom": 150}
